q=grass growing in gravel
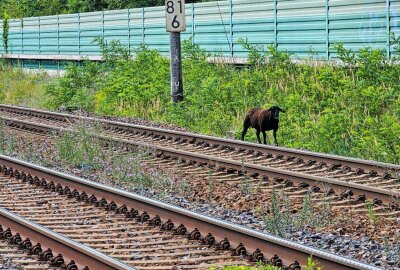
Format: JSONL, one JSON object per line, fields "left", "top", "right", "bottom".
{"left": 208, "top": 256, "right": 322, "bottom": 270}
{"left": 365, "top": 200, "right": 379, "bottom": 228}
{"left": 2, "top": 120, "right": 172, "bottom": 192}
{"left": 260, "top": 189, "right": 334, "bottom": 237}
{"left": 52, "top": 122, "right": 171, "bottom": 190}
{"left": 55, "top": 123, "right": 103, "bottom": 169}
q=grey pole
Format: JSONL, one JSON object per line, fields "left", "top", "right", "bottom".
{"left": 170, "top": 32, "right": 183, "bottom": 102}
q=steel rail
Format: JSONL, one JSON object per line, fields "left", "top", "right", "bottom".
{"left": 2, "top": 116, "right": 399, "bottom": 204}
{"left": 0, "top": 154, "right": 383, "bottom": 270}
{"left": 1, "top": 104, "right": 399, "bottom": 175}
{"left": 0, "top": 207, "right": 136, "bottom": 270}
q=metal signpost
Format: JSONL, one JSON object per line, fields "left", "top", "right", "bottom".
{"left": 165, "top": 0, "right": 186, "bottom": 102}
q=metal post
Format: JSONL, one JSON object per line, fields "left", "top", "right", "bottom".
{"left": 102, "top": 11, "right": 105, "bottom": 39}
{"left": 21, "top": 19, "right": 24, "bottom": 54}
{"left": 127, "top": 9, "right": 131, "bottom": 55}
{"left": 38, "top": 17, "right": 41, "bottom": 54}
{"left": 326, "top": 0, "right": 329, "bottom": 60}
{"left": 192, "top": 3, "right": 195, "bottom": 46}
{"left": 386, "top": 0, "right": 390, "bottom": 59}
{"left": 170, "top": 32, "right": 183, "bottom": 102}
{"left": 78, "top": 13, "right": 81, "bottom": 55}
{"left": 57, "top": 16, "right": 60, "bottom": 54}
{"left": 230, "top": 0, "right": 233, "bottom": 57}
{"left": 142, "top": 7, "right": 145, "bottom": 44}
{"left": 274, "top": 0, "right": 277, "bottom": 46}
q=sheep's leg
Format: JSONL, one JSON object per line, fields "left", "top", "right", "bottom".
{"left": 241, "top": 121, "right": 251, "bottom": 141}
{"left": 273, "top": 129, "right": 278, "bottom": 146}
{"left": 262, "top": 131, "right": 267, "bottom": 144}
{"left": 256, "top": 130, "right": 262, "bottom": 144}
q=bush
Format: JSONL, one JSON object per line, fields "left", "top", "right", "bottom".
{"left": 46, "top": 61, "right": 105, "bottom": 111}
{"left": 95, "top": 45, "right": 170, "bottom": 118}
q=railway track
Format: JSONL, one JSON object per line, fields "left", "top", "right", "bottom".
{"left": 0, "top": 104, "right": 399, "bottom": 208}
{"left": 0, "top": 154, "right": 382, "bottom": 270}
{"left": 1, "top": 104, "right": 398, "bottom": 174}
{"left": 0, "top": 205, "right": 133, "bottom": 270}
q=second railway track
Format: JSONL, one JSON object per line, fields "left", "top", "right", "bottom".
{"left": 0, "top": 104, "right": 399, "bottom": 207}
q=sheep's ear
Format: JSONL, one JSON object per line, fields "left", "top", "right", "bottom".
{"left": 280, "top": 108, "right": 286, "bottom": 113}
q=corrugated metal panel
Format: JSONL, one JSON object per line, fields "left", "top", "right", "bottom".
{"left": 0, "top": 0, "right": 399, "bottom": 60}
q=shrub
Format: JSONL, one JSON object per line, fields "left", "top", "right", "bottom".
{"left": 46, "top": 61, "right": 105, "bottom": 111}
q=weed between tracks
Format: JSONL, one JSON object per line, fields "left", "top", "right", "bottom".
{"left": 260, "top": 189, "right": 334, "bottom": 237}
{"left": 365, "top": 201, "right": 379, "bottom": 229}
{"left": 208, "top": 256, "right": 322, "bottom": 270}
{"left": 238, "top": 160, "right": 253, "bottom": 197}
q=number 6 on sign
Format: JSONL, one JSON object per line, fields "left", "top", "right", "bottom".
{"left": 165, "top": 0, "right": 186, "bottom": 32}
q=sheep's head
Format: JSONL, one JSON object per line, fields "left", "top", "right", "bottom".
{"left": 268, "top": 106, "right": 285, "bottom": 120}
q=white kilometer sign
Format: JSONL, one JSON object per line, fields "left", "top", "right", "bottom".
{"left": 165, "top": 0, "right": 186, "bottom": 32}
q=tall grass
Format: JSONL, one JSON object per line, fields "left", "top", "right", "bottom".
{"left": 0, "top": 62, "right": 49, "bottom": 108}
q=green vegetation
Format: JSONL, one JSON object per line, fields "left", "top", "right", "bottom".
{"left": 0, "top": 0, "right": 212, "bottom": 19}
{"left": 55, "top": 123, "right": 103, "bottom": 169}
{"left": 208, "top": 256, "right": 322, "bottom": 270}
{"left": 41, "top": 36, "right": 400, "bottom": 164}
{"left": 365, "top": 201, "right": 379, "bottom": 228}
{"left": 261, "top": 189, "right": 333, "bottom": 237}
{"left": 208, "top": 266, "right": 280, "bottom": 270}
{"left": 0, "top": 121, "right": 171, "bottom": 191}
{"left": 1, "top": 35, "right": 399, "bottom": 163}
{"left": 0, "top": 62, "right": 48, "bottom": 107}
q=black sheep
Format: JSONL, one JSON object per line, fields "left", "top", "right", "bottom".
{"left": 241, "top": 106, "right": 285, "bottom": 146}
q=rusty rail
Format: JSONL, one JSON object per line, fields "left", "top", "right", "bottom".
{"left": 0, "top": 207, "right": 135, "bottom": 270}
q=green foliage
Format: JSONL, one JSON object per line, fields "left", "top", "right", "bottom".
{"left": 0, "top": 63, "right": 48, "bottom": 107}
{"left": 55, "top": 124, "right": 103, "bottom": 169}
{"left": 0, "top": 120, "right": 4, "bottom": 153}
{"left": 208, "top": 265, "right": 280, "bottom": 270}
{"left": 237, "top": 38, "right": 266, "bottom": 68}
{"left": 332, "top": 43, "right": 356, "bottom": 65}
{"left": 262, "top": 189, "right": 332, "bottom": 237}
{"left": 46, "top": 61, "right": 105, "bottom": 111}
{"left": 93, "top": 37, "right": 130, "bottom": 63}
{"left": 0, "top": 0, "right": 211, "bottom": 18}
{"left": 94, "top": 45, "right": 170, "bottom": 118}
{"left": 302, "top": 256, "right": 322, "bottom": 270}
{"left": 390, "top": 32, "right": 400, "bottom": 56}
{"left": 208, "top": 256, "right": 322, "bottom": 270}
{"left": 263, "top": 188, "right": 291, "bottom": 237}
{"left": 0, "top": 0, "right": 68, "bottom": 18}
{"left": 365, "top": 201, "right": 379, "bottom": 228}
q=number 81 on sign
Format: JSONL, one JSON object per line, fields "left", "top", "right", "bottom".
{"left": 165, "top": 0, "right": 186, "bottom": 32}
